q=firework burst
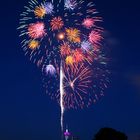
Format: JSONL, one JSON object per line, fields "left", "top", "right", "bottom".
{"left": 63, "top": 64, "right": 92, "bottom": 109}
{"left": 66, "top": 28, "right": 81, "bottom": 43}
{"left": 45, "top": 64, "right": 56, "bottom": 75}
{"left": 34, "top": 5, "right": 46, "bottom": 18}
{"left": 73, "top": 49, "right": 85, "bottom": 63}
{"left": 28, "top": 40, "right": 39, "bottom": 49}
{"left": 28, "top": 22, "right": 46, "bottom": 39}
{"left": 18, "top": 0, "right": 110, "bottom": 131}
{"left": 82, "top": 18, "right": 95, "bottom": 29}
{"left": 81, "top": 40, "right": 92, "bottom": 52}
{"left": 89, "top": 30, "right": 103, "bottom": 45}
{"left": 50, "top": 17, "right": 64, "bottom": 31}
{"left": 18, "top": 0, "right": 109, "bottom": 108}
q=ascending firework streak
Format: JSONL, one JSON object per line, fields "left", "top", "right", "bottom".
{"left": 18, "top": 0, "right": 110, "bottom": 135}
{"left": 60, "top": 62, "right": 65, "bottom": 132}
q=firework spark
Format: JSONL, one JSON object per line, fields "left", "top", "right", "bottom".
{"left": 44, "top": 2, "right": 54, "bottom": 14}
{"left": 65, "top": 55, "right": 74, "bottom": 65}
{"left": 60, "top": 43, "right": 71, "bottom": 57}
{"left": 65, "top": 0, "right": 77, "bottom": 10}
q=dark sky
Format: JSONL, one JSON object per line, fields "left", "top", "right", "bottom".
{"left": 0, "top": 0, "right": 140, "bottom": 140}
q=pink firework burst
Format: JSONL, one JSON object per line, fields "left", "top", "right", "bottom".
{"left": 28, "top": 22, "right": 45, "bottom": 39}
{"left": 82, "top": 18, "right": 95, "bottom": 29}
{"left": 89, "top": 30, "right": 103, "bottom": 44}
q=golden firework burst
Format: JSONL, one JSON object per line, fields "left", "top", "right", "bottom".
{"left": 66, "top": 28, "right": 81, "bottom": 43}
{"left": 34, "top": 6, "right": 46, "bottom": 18}
{"left": 28, "top": 40, "right": 39, "bottom": 49}
{"left": 66, "top": 56, "right": 74, "bottom": 65}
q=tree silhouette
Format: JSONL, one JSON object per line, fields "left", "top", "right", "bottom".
{"left": 93, "top": 128, "right": 128, "bottom": 140}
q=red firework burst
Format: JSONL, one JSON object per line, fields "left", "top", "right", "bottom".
{"left": 73, "top": 49, "right": 85, "bottom": 63}
{"left": 28, "top": 22, "right": 45, "bottom": 39}
{"left": 63, "top": 64, "right": 92, "bottom": 109}
{"left": 50, "top": 16, "right": 64, "bottom": 30}
{"left": 89, "top": 30, "right": 103, "bottom": 44}
{"left": 60, "top": 43, "right": 71, "bottom": 57}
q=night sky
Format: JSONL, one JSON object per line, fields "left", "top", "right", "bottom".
{"left": 0, "top": 0, "right": 140, "bottom": 140}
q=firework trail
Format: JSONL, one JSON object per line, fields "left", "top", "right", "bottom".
{"left": 18, "top": 0, "right": 110, "bottom": 134}
{"left": 60, "top": 62, "right": 65, "bottom": 133}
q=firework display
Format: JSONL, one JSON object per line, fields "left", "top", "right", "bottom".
{"left": 18, "top": 0, "right": 109, "bottom": 113}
